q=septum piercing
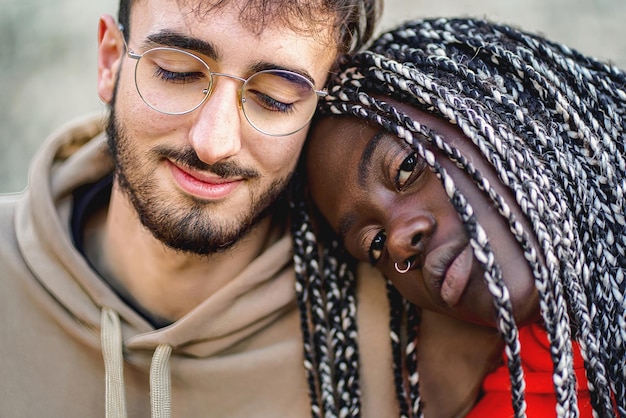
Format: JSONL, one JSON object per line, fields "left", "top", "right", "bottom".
{"left": 394, "top": 260, "right": 411, "bottom": 274}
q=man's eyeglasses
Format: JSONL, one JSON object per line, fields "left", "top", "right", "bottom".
{"left": 119, "top": 27, "right": 327, "bottom": 137}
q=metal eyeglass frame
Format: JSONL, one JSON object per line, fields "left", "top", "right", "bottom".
{"left": 117, "top": 24, "right": 328, "bottom": 137}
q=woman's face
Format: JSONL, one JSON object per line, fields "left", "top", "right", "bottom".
{"left": 306, "top": 97, "right": 541, "bottom": 327}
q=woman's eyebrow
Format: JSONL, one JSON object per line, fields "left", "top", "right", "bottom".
{"left": 358, "top": 130, "right": 385, "bottom": 187}
{"left": 338, "top": 212, "right": 358, "bottom": 243}
{"left": 335, "top": 130, "right": 387, "bottom": 245}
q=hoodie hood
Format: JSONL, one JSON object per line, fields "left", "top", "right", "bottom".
{"left": 12, "top": 113, "right": 300, "bottom": 417}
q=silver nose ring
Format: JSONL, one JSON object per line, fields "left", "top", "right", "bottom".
{"left": 394, "top": 260, "right": 411, "bottom": 274}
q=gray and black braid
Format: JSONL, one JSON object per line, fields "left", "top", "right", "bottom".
{"left": 291, "top": 17, "right": 626, "bottom": 418}
{"left": 291, "top": 176, "right": 363, "bottom": 418}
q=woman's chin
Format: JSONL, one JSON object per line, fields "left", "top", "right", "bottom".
{"left": 444, "top": 281, "right": 540, "bottom": 329}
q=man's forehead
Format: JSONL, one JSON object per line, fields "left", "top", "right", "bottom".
{"left": 130, "top": 0, "right": 338, "bottom": 52}
{"left": 146, "top": 0, "right": 336, "bottom": 35}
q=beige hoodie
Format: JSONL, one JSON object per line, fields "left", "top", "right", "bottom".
{"left": 0, "top": 114, "right": 397, "bottom": 418}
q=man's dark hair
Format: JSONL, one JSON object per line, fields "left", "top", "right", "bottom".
{"left": 118, "top": 0, "right": 382, "bottom": 55}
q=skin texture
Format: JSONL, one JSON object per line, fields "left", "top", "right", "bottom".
{"left": 307, "top": 96, "right": 541, "bottom": 327}
{"left": 92, "top": 0, "right": 337, "bottom": 324}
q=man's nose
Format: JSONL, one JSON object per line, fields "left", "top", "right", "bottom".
{"left": 188, "top": 78, "right": 243, "bottom": 165}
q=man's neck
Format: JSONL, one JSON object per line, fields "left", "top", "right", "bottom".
{"left": 83, "top": 185, "right": 279, "bottom": 327}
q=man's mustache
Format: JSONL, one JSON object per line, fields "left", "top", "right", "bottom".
{"left": 153, "top": 145, "right": 260, "bottom": 179}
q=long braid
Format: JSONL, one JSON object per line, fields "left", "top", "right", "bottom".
{"left": 387, "top": 281, "right": 414, "bottom": 418}
{"left": 291, "top": 173, "right": 363, "bottom": 417}
{"left": 385, "top": 279, "right": 424, "bottom": 417}
{"left": 290, "top": 180, "right": 331, "bottom": 418}
{"left": 306, "top": 17, "right": 626, "bottom": 418}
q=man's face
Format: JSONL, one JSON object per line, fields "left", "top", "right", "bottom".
{"left": 98, "top": 0, "right": 337, "bottom": 254}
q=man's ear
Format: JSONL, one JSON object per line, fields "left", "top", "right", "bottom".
{"left": 97, "top": 14, "right": 124, "bottom": 104}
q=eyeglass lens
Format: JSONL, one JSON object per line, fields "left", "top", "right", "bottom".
{"left": 133, "top": 47, "right": 320, "bottom": 136}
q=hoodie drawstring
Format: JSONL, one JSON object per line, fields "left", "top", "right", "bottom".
{"left": 150, "top": 344, "right": 172, "bottom": 418}
{"left": 101, "top": 307, "right": 128, "bottom": 418}
{"left": 101, "top": 308, "right": 173, "bottom": 418}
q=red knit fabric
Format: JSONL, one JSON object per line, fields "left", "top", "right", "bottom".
{"left": 466, "top": 323, "right": 593, "bottom": 417}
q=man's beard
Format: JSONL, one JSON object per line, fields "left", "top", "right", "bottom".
{"left": 105, "top": 107, "right": 292, "bottom": 256}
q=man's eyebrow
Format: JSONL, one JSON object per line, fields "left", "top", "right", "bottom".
{"left": 141, "top": 30, "right": 317, "bottom": 85}
{"left": 249, "top": 62, "right": 317, "bottom": 86}
{"left": 358, "top": 130, "right": 385, "bottom": 188}
{"left": 143, "top": 30, "right": 220, "bottom": 61}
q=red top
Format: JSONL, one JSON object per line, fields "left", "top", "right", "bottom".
{"left": 466, "top": 323, "right": 593, "bottom": 417}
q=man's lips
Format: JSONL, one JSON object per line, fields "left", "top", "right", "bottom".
{"left": 423, "top": 243, "right": 474, "bottom": 307}
{"left": 167, "top": 160, "right": 243, "bottom": 200}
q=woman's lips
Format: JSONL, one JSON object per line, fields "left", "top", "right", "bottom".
{"left": 423, "top": 243, "right": 474, "bottom": 307}
{"left": 440, "top": 246, "right": 473, "bottom": 306}
{"left": 167, "top": 160, "right": 242, "bottom": 200}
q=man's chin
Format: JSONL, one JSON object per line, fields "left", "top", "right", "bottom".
{"left": 141, "top": 210, "right": 259, "bottom": 256}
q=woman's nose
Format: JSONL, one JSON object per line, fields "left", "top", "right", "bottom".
{"left": 386, "top": 212, "right": 435, "bottom": 268}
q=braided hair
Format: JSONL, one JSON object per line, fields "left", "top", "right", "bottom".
{"left": 291, "top": 17, "right": 626, "bottom": 418}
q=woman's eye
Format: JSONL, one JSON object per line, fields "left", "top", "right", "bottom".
{"left": 368, "top": 231, "right": 387, "bottom": 265}
{"left": 396, "top": 152, "right": 420, "bottom": 190}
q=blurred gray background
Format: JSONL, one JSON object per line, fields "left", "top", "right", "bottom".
{"left": 1, "top": 0, "right": 625, "bottom": 193}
